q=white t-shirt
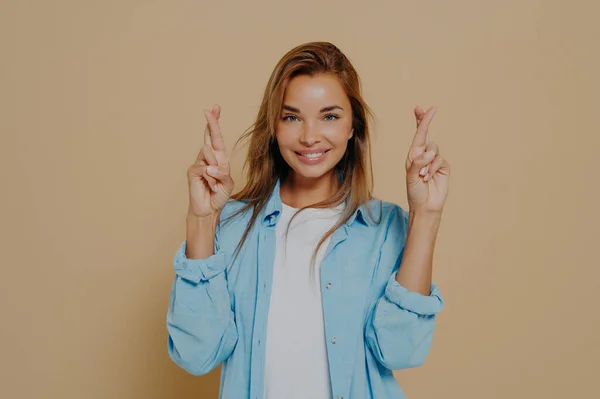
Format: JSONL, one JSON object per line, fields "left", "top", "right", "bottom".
{"left": 264, "top": 202, "right": 344, "bottom": 399}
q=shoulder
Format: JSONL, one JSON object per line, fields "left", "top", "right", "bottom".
{"left": 364, "top": 198, "right": 409, "bottom": 231}
{"left": 214, "top": 199, "right": 254, "bottom": 250}
{"left": 362, "top": 200, "right": 410, "bottom": 261}
{"left": 220, "top": 198, "right": 249, "bottom": 220}
{"left": 218, "top": 199, "right": 253, "bottom": 229}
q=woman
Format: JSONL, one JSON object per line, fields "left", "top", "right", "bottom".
{"left": 167, "top": 42, "right": 450, "bottom": 399}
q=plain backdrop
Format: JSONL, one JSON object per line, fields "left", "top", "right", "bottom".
{"left": 1, "top": 0, "right": 599, "bottom": 398}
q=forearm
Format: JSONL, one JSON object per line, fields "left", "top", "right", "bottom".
{"left": 185, "top": 212, "right": 219, "bottom": 259}
{"left": 395, "top": 211, "right": 441, "bottom": 295}
{"left": 167, "top": 239, "right": 237, "bottom": 375}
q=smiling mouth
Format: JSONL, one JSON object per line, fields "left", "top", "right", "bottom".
{"left": 295, "top": 149, "right": 331, "bottom": 159}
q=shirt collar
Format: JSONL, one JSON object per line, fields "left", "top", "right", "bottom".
{"left": 262, "top": 179, "right": 375, "bottom": 228}
{"left": 345, "top": 203, "right": 373, "bottom": 227}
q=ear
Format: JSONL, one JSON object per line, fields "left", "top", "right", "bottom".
{"left": 348, "top": 128, "right": 354, "bottom": 140}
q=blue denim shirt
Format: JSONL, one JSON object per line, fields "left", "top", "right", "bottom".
{"left": 166, "top": 181, "right": 444, "bottom": 399}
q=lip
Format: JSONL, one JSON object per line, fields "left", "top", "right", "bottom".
{"left": 295, "top": 149, "right": 331, "bottom": 165}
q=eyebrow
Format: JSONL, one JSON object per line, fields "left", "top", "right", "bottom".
{"left": 282, "top": 105, "right": 344, "bottom": 113}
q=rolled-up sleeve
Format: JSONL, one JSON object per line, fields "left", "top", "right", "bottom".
{"left": 172, "top": 243, "right": 231, "bottom": 284}
{"left": 365, "top": 206, "right": 444, "bottom": 370}
{"left": 166, "top": 240, "right": 237, "bottom": 376}
{"left": 383, "top": 271, "right": 443, "bottom": 316}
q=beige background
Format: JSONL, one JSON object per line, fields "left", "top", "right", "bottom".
{"left": 1, "top": 0, "right": 599, "bottom": 398}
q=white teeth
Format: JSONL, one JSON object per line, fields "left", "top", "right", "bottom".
{"left": 303, "top": 152, "right": 323, "bottom": 159}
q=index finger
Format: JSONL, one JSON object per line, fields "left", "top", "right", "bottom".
{"left": 204, "top": 121, "right": 212, "bottom": 148}
{"left": 204, "top": 108, "right": 226, "bottom": 151}
{"left": 203, "top": 105, "right": 221, "bottom": 148}
{"left": 411, "top": 106, "right": 437, "bottom": 148}
{"left": 414, "top": 106, "right": 425, "bottom": 128}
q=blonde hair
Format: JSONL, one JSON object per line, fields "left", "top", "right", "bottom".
{"left": 226, "top": 41, "right": 380, "bottom": 269}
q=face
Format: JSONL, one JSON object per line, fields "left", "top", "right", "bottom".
{"left": 276, "top": 73, "right": 354, "bottom": 183}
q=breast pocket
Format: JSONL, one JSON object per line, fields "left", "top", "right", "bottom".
{"left": 340, "top": 250, "right": 379, "bottom": 296}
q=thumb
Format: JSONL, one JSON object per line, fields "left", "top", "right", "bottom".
{"left": 407, "top": 150, "right": 435, "bottom": 178}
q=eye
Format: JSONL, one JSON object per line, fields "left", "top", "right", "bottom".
{"left": 323, "top": 113, "right": 340, "bottom": 121}
{"left": 282, "top": 114, "right": 300, "bottom": 123}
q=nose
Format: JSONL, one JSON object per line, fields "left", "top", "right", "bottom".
{"left": 299, "top": 121, "right": 320, "bottom": 146}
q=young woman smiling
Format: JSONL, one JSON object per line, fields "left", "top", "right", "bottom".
{"left": 167, "top": 41, "right": 450, "bottom": 399}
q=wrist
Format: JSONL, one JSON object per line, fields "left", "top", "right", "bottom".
{"left": 186, "top": 212, "right": 220, "bottom": 232}
{"left": 185, "top": 212, "right": 219, "bottom": 259}
{"left": 408, "top": 209, "right": 442, "bottom": 231}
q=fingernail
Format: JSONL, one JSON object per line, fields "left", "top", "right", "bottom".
{"left": 420, "top": 166, "right": 427, "bottom": 176}
{"left": 423, "top": 151, "right": 435, "bottom": 160}
{"left": 207, "top": 166, "right": 217, "bottom": 175}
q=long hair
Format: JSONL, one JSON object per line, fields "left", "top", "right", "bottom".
{"left": 225, "top": 41, "right": 380, "bottom": 270}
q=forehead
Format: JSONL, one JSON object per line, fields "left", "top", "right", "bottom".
{"left": 283, "top": 74, "right": 349, "bottom": 109}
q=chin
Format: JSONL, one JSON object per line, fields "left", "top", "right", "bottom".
{"left": 288, "top": 164, "right": 337, "bottom": 180}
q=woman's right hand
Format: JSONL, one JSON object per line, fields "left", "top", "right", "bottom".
{"left": 187, "top": 104, "right": 235, "bottom": 218}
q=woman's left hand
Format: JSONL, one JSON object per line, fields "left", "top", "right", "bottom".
{"left": 405, "top": 106, "right": 450, "bottom": 214}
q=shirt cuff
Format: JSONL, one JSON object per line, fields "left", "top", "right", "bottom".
{"left": 384, "top": 271, "right": 444, "bottom": 316}
{"left": 173, "top": 241, "right": 230, "bottom": 284}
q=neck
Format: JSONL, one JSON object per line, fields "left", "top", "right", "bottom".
{"left": 280, "top": 171, "right": 339, "bottom": 208}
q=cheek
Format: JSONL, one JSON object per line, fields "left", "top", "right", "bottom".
{"left": 323, "top": 123, "right": 353, "bottom": 146}
{"left": 275, "top": 124, "right": 297, "bottom": 148}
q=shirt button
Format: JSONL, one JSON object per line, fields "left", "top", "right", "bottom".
{"left": 325, "top": 282, "right": 332, "bottom": 289}
{"left": 331, "top": 337, "right": 337, "bottom": 344}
